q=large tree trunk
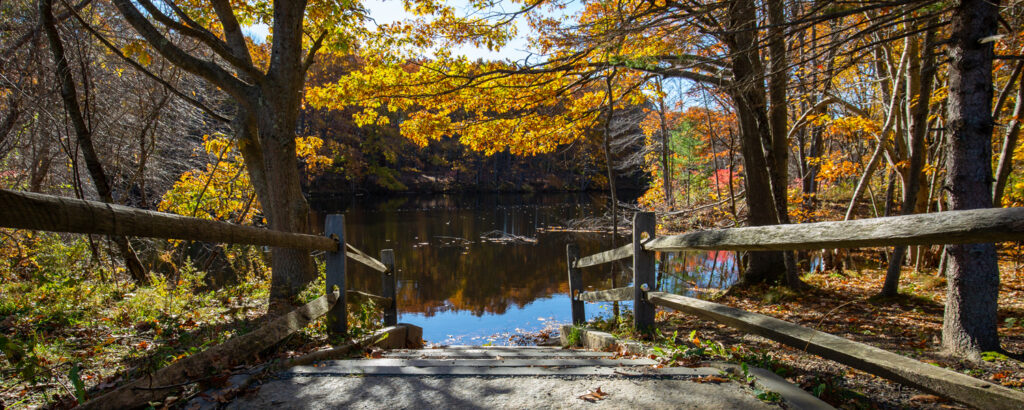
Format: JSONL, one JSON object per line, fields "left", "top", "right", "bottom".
{"left": 727, "top": 0, "right": 786, "bottom": 285}
{"left": 40, "top": 0, "right": 147, "bottom": 284}
{"left": 765, "top": 0, "right": 803, "bottom": 289}
{"left": 258, "top": 2, "right": 317, "bottom": 307}
{"left": 108, "top": 0, "right": 318, "bottom": 304}
{"left": 942, "top": 0, "right": 1000, "bottom": 359}
{"left": 881, "top": 29, "right": 936, "bottom": 297}
{"left": 257, "top": 113, "right": 316, "bottom": 306}
{"left": 733, "top": 100, "right": 786, "bottom": 285}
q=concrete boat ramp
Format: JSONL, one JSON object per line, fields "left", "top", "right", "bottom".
{"left": 227, "top": 346, "right": 830, "bottom": 409}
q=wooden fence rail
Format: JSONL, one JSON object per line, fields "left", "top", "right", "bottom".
{"left": 574, "top": 243, "right": 631, "bottom": 268}
{"left": 0, "top": 188, "right": 336, "bottom": 251}
{"left": 568, "top": 207, "right": 1024, "bottom": 409}
{"left": 0, "top": 188, "right": 398, "bottom": 336}
{"left": 644, "top": 206, "right": 1024, "bottom": 252}
{"left": 648, "top": 292, "right": 1024, "bottom": 410}
{"left": 571, "top": 207, "right": 1024, "bottom": 267}
{"left": 577, "top": 286, "right": 633, "bottom": 302}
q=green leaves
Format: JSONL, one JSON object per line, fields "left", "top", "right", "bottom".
{"left": 754, "top": 388, "right": 782, "bottom": 403}
{"left": 0, "top": 335, "right": 26, "bottom": 363}
{"left": 69, "top": 363, "right": 86, "bottom": 403}
{"left": 0, "top": 335, "right": 44, "bottom": 383}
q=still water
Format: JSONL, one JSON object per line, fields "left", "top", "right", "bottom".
{"left": 310, "top": 193, "right": 738, "bottom": 345}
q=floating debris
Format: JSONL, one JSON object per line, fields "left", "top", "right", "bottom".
{"left": 479, "top": 230, "right": 537, "bottom": 244}
{"left": 434, "top": 235, "right": 473, "bottom": 248}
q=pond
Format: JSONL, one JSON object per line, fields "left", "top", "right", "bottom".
{"left": 309, "top": 192, "right": 739, "bottom": 345}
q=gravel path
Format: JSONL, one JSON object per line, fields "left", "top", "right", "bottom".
{"left": 228, "top": 375, "right": 777, "bottom": 409}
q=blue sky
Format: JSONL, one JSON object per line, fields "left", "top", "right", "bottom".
{"left": 243, "top": 0, "right": 578, "bottom": 62}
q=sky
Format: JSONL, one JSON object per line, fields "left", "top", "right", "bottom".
{"left": 238, "top": 1, "right": 694, "bottom": 106}
{"left": 242, "top": 0, "right": 577, "bottom": 62}
{"left": 363, "top": 0, "right": 536, "bottom": 61}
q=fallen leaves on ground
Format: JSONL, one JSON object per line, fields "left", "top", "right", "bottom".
{"left": 651, "top": 257, "right": 1024, "bottom": 409}
{"left": 577, "top": 387, "right": 609, "bottom": 402}
{"left": 690, "top": 375, "right": 730, "bottom": 384}
{"left": 910, "top": 394, "right": 947, "bottom": 403}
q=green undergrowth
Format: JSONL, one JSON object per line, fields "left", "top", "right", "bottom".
{"left": 0, "top": 260, "right": 268, "bottom": 408}
{"left": 651, "top": 315, "right": 874, "bottom": 407}
{"left": 0, "top": 235, "right": 385, "bottom": 408}
{"left": 584, "top": 311, "right": 789, "bottom": 404}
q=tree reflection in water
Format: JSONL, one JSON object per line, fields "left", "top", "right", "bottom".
{"left": 310, "top": 193, "right": 738, "bottom": 344}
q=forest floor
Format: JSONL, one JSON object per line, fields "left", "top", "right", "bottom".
{"left": 620, "top": 255, "right": 1024, "bottom": 409}
{"left": 0, "top": 263, "right": 384, "bottom": 409}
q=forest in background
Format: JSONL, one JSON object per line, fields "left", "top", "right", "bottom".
{"left": 300, "top": 56, "right": 649, "bottom": 194}
{"left": 2, "top": 0, "right": 1024, "bottom": 407}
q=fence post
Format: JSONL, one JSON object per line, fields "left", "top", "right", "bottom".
{"left": 633, "top": 212, "right": 656, "bottom": 331}
{"left": 325, "top": 214, "right": 347, "bottom": 336}
{"left": 566, "top": 243, "right": 585, "bottom": 325}
{"left": 380, "top": 249, "right": 397, "bottom": 326}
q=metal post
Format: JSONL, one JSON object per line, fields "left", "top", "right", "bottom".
{"left": 633, "top": 212, "right": 656, "bottom": 331}
{"left": 325, "top": 214, "right": 347, "bottom": 336}
{"left": 566, "top": 243, "right": 585, "bottom": 325}
{"left": 380, "top": 249, "right": 397, "bottom": 326}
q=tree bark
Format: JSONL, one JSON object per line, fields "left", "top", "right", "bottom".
{"left": 942, "top": 0, "right": 1000, "bottom": 359}
{"left": 602, "top": 69, "right": 620, "bottom": 319}
{"left": 40, "top": 0, "right": 147, "bottom": 284}
{"left": 765, "top": 0, "right": 803, "bottom": 289}
{"left": 258, "top": 0, "right": 317, "bottom": 307}
{"left": 881, "top": 28, "right": 936, "bottom": 297}
{"left": 993, "top": 74, "right": 1024, "bottom": 207}
{"left": 110, "top": 0, "right": 320, "bottom": 306}
{"left": 726, "top": 0, "right": 786, "bottom": 285}
{"left": 657, "top": 81, "right": 673, "bottom": 210}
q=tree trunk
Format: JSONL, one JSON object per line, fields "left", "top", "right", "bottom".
{"left": 657, "top": 84, "right": 673, "bottom": 210}
{"left": 40, "top": 0, "right": 147, "bottom": 284}
{"left": 602, "top": 70, "right": 620, "bottom": 319}
{"left": 802, "top": 125, "right": 823, "bottom": 197}
{"left": 942, "top": 0, "right": 1000, "bottom": 359}
{"left": 993, "top": 74, "right": 1024, "bottom": 207}
{"left": 727, "top": 0, "right": 786, "bottom": 285}
{"left": 765, "top": 0, "right": 803, "bottom": 289}
{"left": 881, "top": 28, "right": 936, "bottom": 297}
{"left": 257, "top": 27, "right": 316, "bottom": 306}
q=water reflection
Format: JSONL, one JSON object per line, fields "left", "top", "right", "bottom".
{"left": 657, "top": 250, "right": 740, "bottom": 297}
{"left": 308, "top": 193, "right": 739, "bottom": 345}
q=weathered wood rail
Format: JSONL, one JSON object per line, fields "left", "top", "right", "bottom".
{"left": 0, "top": 188, "right": 398, "bottom": 333}
{"left": 567, "top": 209, "right": 1024, "bottom": 409}
{"left": 573, "top": 207, "right": 1024, "bottom": 268}
{"left": 1, "top": 189, "right": 408, "bottom": 407}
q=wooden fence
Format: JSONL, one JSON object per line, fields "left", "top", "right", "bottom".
{"left": 567, "top": 209, "right": 1024, "bottom": 409}
{"left": 0, "top": 188, "right": 398, "bottom": 334}
{"left": 8, "top": 187, "right": 1024, "bottom": 407}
